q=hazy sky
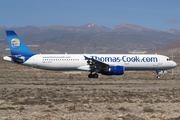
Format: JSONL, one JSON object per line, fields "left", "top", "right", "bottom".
{"left": 1, "top": 0, "right": 180, "bottom": 31}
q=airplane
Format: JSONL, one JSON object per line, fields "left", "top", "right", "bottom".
{"left": 3, "top": 30, "right": 177, "bottom": 79}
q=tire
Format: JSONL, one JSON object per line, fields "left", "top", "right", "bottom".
{"left": 94, "top": 74, "right": 98, "bottom": 78}
{"left": 88, "top": 74, "right": 93, "bottom": 78}
{"left": 157, "top": 76, "right": 160, "bottom": 79}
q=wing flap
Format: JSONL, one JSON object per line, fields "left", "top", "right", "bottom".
{"left": 85, "top": 56, "right": 109, "bottom": 72}
{"left": 86, "top": 57, "right": 109, "bottom": 66}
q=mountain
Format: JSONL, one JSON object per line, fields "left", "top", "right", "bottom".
{"left": 37, "top": 22, "right": 111, "bottom": 33}
{"left": 77, "top": 22, "right": 111, "bottom": 33}
{"left": 0, "top": 23, "right": 180, "bottom": 56}
{"left": 149, "top": 39, "right": 180, "bottom": 56}
{"left": 112, "top": 24, "right": 161, "bottom": 34}
{"left": 165, "top": 29, "right": 180, "bottom": 35}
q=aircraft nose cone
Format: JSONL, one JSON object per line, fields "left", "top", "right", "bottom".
{"left": 173, "top": 61, "right": 177, "bottom": 68}
{"left": 174, "top": 62, "right": 177, "bottom": 67}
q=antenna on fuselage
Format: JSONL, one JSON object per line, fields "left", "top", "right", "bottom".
{"left": 84, "top": 48, "right": 87, "bottom": 54}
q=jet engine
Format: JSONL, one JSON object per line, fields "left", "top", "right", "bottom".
{"left": 101, "top": 66, "right": 124, "bottom": 75}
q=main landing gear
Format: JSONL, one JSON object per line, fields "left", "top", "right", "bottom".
{"left": 156, "top": 70, "right": 160, "bottom": 79}
{"left": 88, "top": 73, "right": 99, "bottom": 78}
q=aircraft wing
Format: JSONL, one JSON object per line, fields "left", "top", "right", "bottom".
{"left": 86, "top": 57, "right": 108, "bottom": 66}
{"left": 84, "top": 56, "right": 109, "bottom": 72}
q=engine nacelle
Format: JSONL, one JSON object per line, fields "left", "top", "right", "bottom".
{"left": 101, "top": 66, "right": 124, "bottom": 75}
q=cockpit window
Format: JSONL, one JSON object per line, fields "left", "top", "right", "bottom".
{"left": 167, "top": 58, "right": 171, "bottom": 61}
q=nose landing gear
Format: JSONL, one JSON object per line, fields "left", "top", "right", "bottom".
{"left": 156, "top": 70, "right": 160, "bottom": 79}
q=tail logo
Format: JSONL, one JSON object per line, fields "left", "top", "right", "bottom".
{"left": 11, "top": 38, "right": 21, "bottom": 49}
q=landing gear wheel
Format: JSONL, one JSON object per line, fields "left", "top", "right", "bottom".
{"left": 156, "top": 70, "right": 160, "bottom": 79}
{"left": 88, "top": 73, "right": 99, "bottom": 78}
{"left": 94, "top": 73, "right": 98, "bottom": 78}
{"left": 88, "top": 74, "right": 93, "bottom": 78}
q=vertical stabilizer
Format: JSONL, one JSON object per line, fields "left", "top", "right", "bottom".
{"left": 6, "top": 30, "right": 35, "bottom": 56}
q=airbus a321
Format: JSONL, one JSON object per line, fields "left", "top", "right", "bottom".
{"left": 3, "top": 30, "right": 177, "bottom": 78}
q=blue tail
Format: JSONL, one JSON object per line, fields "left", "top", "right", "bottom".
{"left": 6, "top": 30, "right": 35, "bottom": 56}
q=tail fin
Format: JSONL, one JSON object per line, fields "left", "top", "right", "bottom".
{"left": 6, "top": 30, "right": 35, "bottom": 56}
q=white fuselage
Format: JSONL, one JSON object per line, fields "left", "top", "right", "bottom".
{"left": 16, "top": 54, "right": 177, "bottom": 71}
{"left": 4, "top": 30, "right": 177, "bottom": 78}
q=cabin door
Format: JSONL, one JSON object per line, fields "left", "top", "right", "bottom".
{"left": 32, "top": 56, "right": 38, "bottom": 68}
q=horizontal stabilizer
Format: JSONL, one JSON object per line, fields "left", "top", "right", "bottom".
{"left": 3, "top": 56, "right": 24, "bottom": 63}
